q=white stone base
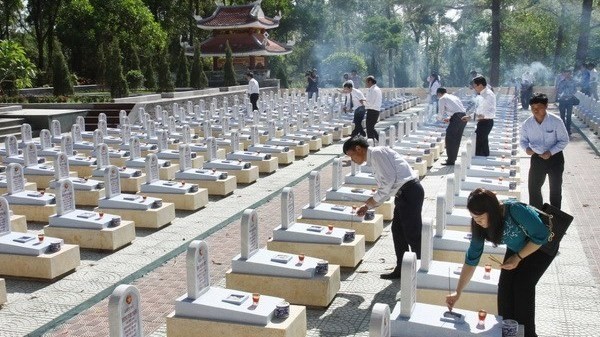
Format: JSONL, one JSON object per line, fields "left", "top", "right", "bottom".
{"left": 43, "top": 220, "right": 135, "bottom": 251}
{"left": 10, "top": 214, "right": 27, "bottom": 232}
{"left": 0, "top": 278, "right": 6, "bottom": 305}
{"left": 94, "top": 203, "right": 175, "bottom": 229}
{"left": 324, "top": 198, "right": 394, "bottom": 221}
{"left": 308, "top": 139, "right": 322, "bottom": 151}
{"left": 296, "top": 215, "right": 384, "bottom": 242}
{"left": 266, "top": 235, "right": 365, "bottom": 268}
{"left": 0, "top": 181, "right": 37, "bottom": 195}
{"left": 250, "top": 158, "right": 279, "bottom": 173}
{"left": 412, "top": 161, "right": 428, "bottom": 177}
{"left": 272, "top": 151, "right": 295, "bottom": 165}
{"left": 120, "top": 176, "right": 145, "bottom": 193}
{"left": 189, "top": 176, "right": 237, "bottom": 196}
{"left": 25, "top": 172, "right": 77, "bottom": 189}
{"left": 226, "top": 265, "right": 340, "bottom": 307}
{"left": 417, "top": 288, "right": 497, "bottom": 315}
{"left": 293, "top": 144, "right": 310, "bottom": 157}
{"left": 140, "top": 189, "right": 208, "bottom": 211}
{"left": 9, "top": 204, "right": 56, "bottom": 223}
{"left": 224, "top": 166, "right": 259, "bottom": 184}
{"left": 0, "top": 244, "right": 80, "bottom": 280}
{"left": 46, "top": 188, "right": 105, "bottom": 207}
{"left": 166, "top": 305, "right": 306, "bottom": 337}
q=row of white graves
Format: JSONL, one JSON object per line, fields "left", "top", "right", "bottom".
{"left": 574, "top": 92, "right": 600, "bottom": 134}
{"left": 368, "top": 252, "right": 523, "bottom": 337}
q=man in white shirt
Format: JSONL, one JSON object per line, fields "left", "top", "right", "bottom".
{"left": 342, "top": 81, "right": 367, "bottom": 137}
{"left": 588, "top": 62, "right": 598, "bottom": 100}
{"left": 364, "top": 76, "right": 382, "bottom": 142}
{"left": 246, "top": 72, "right": 260, "bottom": 112}
{"left": 465, "top": 76, "right": 496, "bottom": 156}
{"left": 344, "top": 136, "right": 424, "bottom": 280}
{"left": 436, "top": 87, "right": 468, "bottom": 165}
{"left": 520, "top": 93, "right": 569, "bottom": 209}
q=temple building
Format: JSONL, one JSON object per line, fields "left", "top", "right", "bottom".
{"left": 192, "top": 0, "right": 293, "bottom": 82}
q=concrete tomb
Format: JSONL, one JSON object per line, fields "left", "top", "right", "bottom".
{"left": 226, "top": 131, "right": 278, "bottom": 173}
{"left": 108, "top": 284, "right": 143, "bottom": 337}
{"left": 174, "top": 144, "right": 237, "bottom": 196}
{"left": 298, "top": 170, "right": 383, "bottom": 242}
{"left": 46, "top": 152, "right": 105, "bottom": 206}
{"left": 95, "top": 165, "right": 175, "bottom": 229}
{"left": 226, "top": 209, "right": 341, "bottom": 307}
{"left": 125, "top": 137, "right": 179, "bottom": 180}
{"left": 201, "top": 137, "right": 258, "bottom": 184}
{"left": 267, "top": 187, "right": 365, "bottom": 267}
{"left": 5, "top": 162, "right": 57, "bottom": 222}
{"left": 167, "top": 240, "right": 307, "bottom": 337}
{"left": 92, "top": 143, "right": 145, "bottom": 193}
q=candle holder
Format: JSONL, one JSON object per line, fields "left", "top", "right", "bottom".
{"left": 38, "top": 233, "right": 45, "bottom": 242}
{"left": 484, "top": 264, "right": 491, "bottom": 279}
{"left": 252, "top": 293, "right": 260, "bottom": 306}
{"left": 298, "top": 253, "right": 305, "bottom": 264}
{"left": 477, "top": 309, "right": 487, "bottom": 328}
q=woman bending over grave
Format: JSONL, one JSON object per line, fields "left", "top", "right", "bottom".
{"left": 445, "top": 188, "right": 551, "bottom": 337}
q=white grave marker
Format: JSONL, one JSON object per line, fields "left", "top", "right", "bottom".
{"left": 98, "top": 113, "right": 107, "bottom": 122}
{"left": 98, "top": 120, "right": 108, "bottom": 136}
{"left": 400, "top": 251, "right": 417, "bottom": 318}
{"left": 61, "top": 135, "right": 74, "bottom": 156}
{"left": 56, "top": 179, "right": 76, "bottom": 216}
{"left": 5, "top": 135, "right": 18, "bottom": 157}
{"left": 129, "top": 138, "right": 142, "bottom": 160}
{"left": 104, "top": 166, "right": 121, "bottom": 198}
{"left": 51, "top": 120, "right": 62, "bottom": 138}
{"left": 280, "top": 187, "right": 295, "bottom": 229}
{"left": 369, "top": 303, "right": 391, "bottom": 337}
{"left": 202, "top": 120, "right": 211, "bottom": 140}
{"left": 76, "top": 116, "right": 85, "bottom": 130}
{"left": 179, "top": 144, "right": 193, "bottom": 171}
{"left": 230, "top": 132, "right": 240, "bottom": 153}
{"left": 121, "top": 124, "right": 131, "bottom": 145}
{"left": 97, "top": 143, "right": 111, "bottom": 169}
{"left": 308, "top": 170, "right": 321, "bottom": 208}
{"left": 240, "top": 208, "right": 259, "bottom": 260}
{"left": 54, "top": 152, "right": 70, "bottom": 180}
{"left": 157, "top": 130, "right": 168, "bottom": 152}
{"left": 0, "top": 197, "right": 11, "bottom": 234}
{"left": 93, "top": 129, "right": 104, "bottom": 147}
{"left": 186, "top": 240, "right": 210, "bottom": 300}
{"left": 71, "top": 124, "right": 83, "bottom": 143}
{"left": 21, "top": 124, "right": 32, "bottom": 143}
{"left": 108, "top": 284, "right": 143, "bottom": 337}
{"left": 206, "top": 137, "right": 216, "bottom": 162}
{"left": 147, "top": 119, "right": 156, "bottom": 138}
{"left": 181, "top": 125, "right": 191, "bottom": 144}
{"left": 332, "top": 158, "right": 343, "bottom": 191}
{"left": 7, "top": 163, "right": 25, "bottom": 194}
{"left": 145, "top": 154, "right": 160, "bottom": 183}
{"left": 23, "top": 143, "right": 38, "bottom": 167}
{"left": 419, "top": 218, "right": 434, "bottom": 272}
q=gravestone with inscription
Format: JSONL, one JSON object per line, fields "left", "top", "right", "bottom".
{"left": 108, "top": 284, "right": 143, "bottom": 337}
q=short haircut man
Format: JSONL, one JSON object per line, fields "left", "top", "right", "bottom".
{"left": 472, "top": 75, "right": 487, "bottom": 87}
{"left": 343, "top": 135, "right": 369, "bottom": 155}
{"left": 343, "top": 81, "right": 354, "bottom": 89}
{"left": 366, "top": 75, "right": 377, "bottom": 85}
{"left": 529, "top": 92, "right": 548, "bottom": 105}
{"left": 436, "top": 87, "right": 447, "bottom": 95}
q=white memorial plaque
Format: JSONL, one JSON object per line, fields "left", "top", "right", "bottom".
{"left": 308, "top": 171, "right": 321, "bottom": 208}
{"left": 51, "top": 120, "right": 62, "bottom": 138}
{"left": 98, "top": 112, "right": 107, "bottom": 122}
{"left": 98, "top": 119, "right": 108, "bottom": 135}
{"left": 202, "top": 120, "right": 210, "bottom": 140}
{"left": 5, "top": 135, "right": 18, "bottom": 157}
{"left": 179, "top": 144, "right": 192, "bottom": 171}
{"left": 108, "top": 284, "right": 143, "bottom": 337}
{"left": 332, "top": 158, "right": 343, "bottom": 190}
{"left": 71, "top": 124, "right": 83, "bottom": 143}
{"left": 400, "top": 252, "right": 417, "bottom": 318}
{"left": 121, "top": 124, "right": 131, "bottom": 145}
{"left": 56, "top": 179, "right": 76, "bottom": 216}
{"left": 206, "top": 137, "right": 217, "bottom": 162}
{"left": 40, "top": 129, "right": 52, "bottom": 149}
{"left": 420, "top": 218, "right": 434, "bottom": 272}
{"left": 145, "top": 154, "right": 160, "bottom": 183}
{"left": 0, "top": 197, "right": 10, "bottom": 234}
{"left": 61, "top": 135, "right": 74, "bottom": 156}
{"left": 105, "top": 166, "right": 121, "bottom": 198}
{"left": 154, "top": 106, "right": 163, "bottom": 122}
{"left": 54, "top": 152, "right": 70, "bottom": 180}
{"left": 93, "top": 129, "right": 104, "bottom": 146}
{"left": 119, "top": 110, "right": 128, "bottom": 125}
{"left": 388, "top": 126, "right": 396, "bottom": 145}
{"left": 23, "top": 143, "right": 38, "bottom": 167}
{"left": 21, "top": 124, "right": 32, "bottom": 143}
{"left": 76, "top": 116, "right": 85, "bottom": 130}
{"left": 280, "top": 187, "right": 295, "bottom": 229}
{"left": 97, "top": 143, "right": 110, "bottom": 168}
{"left": 147, "top": 119, "right": 156, "bottom": 138}
{"left": 181, "top": 125, "right": 191, "bottom": 144}
{"left": 157, "top": 130, "right": 168, "bottom": 152}
{"left": 168, "top": 116, "right": 176, "bottom": 134}
{"left": 7, "top": 163, "right": 25, "bottom": 194}
{"left": 250, "top": 126, "right": 259, "bottom": 146}
{"left": 240, "top": 208, "right": 259, "bottom": 259}
{"left": 186, "top": 240, "right": 210, "bottom": 300}
{"left": 268, "top": 121, "right": 276, "bottom": 139}
{"left": 369, "top": 303, "right": 391, "bottom": 337}
{"left": 130, "top": 137, "right": 141, "bottom": 159}
{"left": 222, "top": 117, "right": 229, "bottom": 133}
{"left": 230, "top": 132, "right": 240, "bottom": 153}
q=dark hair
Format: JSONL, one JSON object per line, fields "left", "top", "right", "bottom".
{"left": 470, "top": 70, "right": 478, "bottom": 75}
{"left": 436, "top": 87, "right": 447, "bottom": 95}
{"left": 472, "top": 75, "right": 487, "bottom": 87}
{"left": 246, "top": 72, "right": 254, "bottom": 78}
{"left": 343, "top": 73, "right": 349, "bottom": 79}
{"left": 343, "top": 136, "right": 369, "bottom": 155}
{"left": 466, "top": 188, "right": 504, "bottom": 246}
{"left": 529, "top": 93, "right": 548, "bottom": 105}
{"left": 343, "top": 81, "right": 354, "bottom": 89}
{"left": 366, "top": 75, "right": 377, "bottom": 85}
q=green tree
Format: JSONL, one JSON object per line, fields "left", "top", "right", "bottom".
{"left": 96, "top": 43, "right": 107, "bottom": 87}
{"left": 143, "top": 59, "right": 157, "bottom": 90}
{"left": 223, "top": 41, "right": 237, "bottom": 86}
{"left": 126, "top": 70, "right": 144, "bottom": 90}
{"left": 52, "top": 39, "right": 74, "bottom": 96}
{"left": 322, "top": 52, "right": 367, "bottom": 84}
{"left": 175, "top": 47, "right": 190, "bottom": 87}
{"left": 26, "top": 0, "right": 62, "bottom": 74}
{"left": 190, "top": 43, "right": 207, "bottom": 89}
{"left": 0, "top": 40, "right": 37, "bottom": 95}
{"left": 106, "top": 39, "right": 129, "bottom": 98}
{"left": 157, "top": 49, "right": 174, "bottom": 92}
{"left": 0, "top": 0, "right": 23, "bottom": 40}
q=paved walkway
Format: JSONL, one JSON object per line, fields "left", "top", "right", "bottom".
{"left": 0, "top": 103, "right": 599, "bottom": 337}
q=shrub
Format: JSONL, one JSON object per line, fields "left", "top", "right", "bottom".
{"left": 223, "top": 41, "right": 238, "bottom": 86}
{"left": 321, "top": 52, "right": 367, "bottom": 86}
{"left": 106, "top": 40, "right": 129, "bottom": 98}
{"left": 157, "top": 50, "right": 174, "bottom": 92}
{"left": 126, "top": 70, "right": 144, "bottom": 90}
{"left": 190, "top": 43, "right": 208, "bottom": 89}
{"left": 175, "top": 47, "right": 190, "bottom": 88}
{"left": 52, "top": 39, "right": 74, "bottom": 96}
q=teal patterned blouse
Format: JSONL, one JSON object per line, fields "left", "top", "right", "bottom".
{"left": 465, "top": 199, "right": 550, "bottom": 266}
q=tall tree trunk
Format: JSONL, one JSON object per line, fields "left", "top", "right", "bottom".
{"left": 388, "top": 49, "right": 394, "bottom": 87}
{"left": 574, "top": 0, "right": 593, "bottom": 70}
{"left": 553, "top": 3, "right": 567, "bottom": 71}
{"left": 489, "top": 0, "right": 501, "bottom": 87}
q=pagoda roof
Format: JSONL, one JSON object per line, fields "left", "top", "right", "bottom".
{"left": 196, "top": 32, "right": 292, "bottom": 57}
{"left": 196, "top": 1, "right": 280, "bottom": 30}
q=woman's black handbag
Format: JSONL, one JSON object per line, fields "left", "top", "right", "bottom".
{"left": 508, "top": 202, "right": 574, "bottom": 257}
{"left": 570, "top": 96, "right": 580, "bottom": 106}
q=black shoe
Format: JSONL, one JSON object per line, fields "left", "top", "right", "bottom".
{"left": 442, "top": 161, "right": 455, "bottom": 166}
{"left": 380, "top": 269, "right": 401, "bottom": 280}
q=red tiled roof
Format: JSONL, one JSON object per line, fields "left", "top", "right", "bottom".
{"left": 200, "top": 32, "right": 291, "bottom": 56}
{"left": 197, "top": 1, "right": 278, "bottom": 28}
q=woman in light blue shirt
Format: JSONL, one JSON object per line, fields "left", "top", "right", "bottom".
{"left": 446, "top": 188, "right": 551, "bottom": 337}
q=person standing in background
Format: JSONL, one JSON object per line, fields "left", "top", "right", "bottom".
{"left": 364, "top": 75, "right": 382, "bottom": 143}
{"left": 556, "top": 69, "right": 577, "bottom": 135}
{"left": 306, "top": 68, "right": 319, "bottom": 100}
{"left": 465, "top": 76, "right": 496, "bottom": 156}
{"left": 246, "top": 72, "right": 260, "bottom": 112}
{"left": 520, "top": 70, "right": 535, "bottom": 110}
{"left": 587, "top": 63, "right": 598, "bottom": 100}
{"left": 428, "top": 73, "right": 441, "bottom": 114}
{"left": 520, "top": 93, "right": 569, "bottom": 209}
{"left": 436, "top": 87, "right": 468, "bottom": 166}
{"left": 342, "top": 81, "right": 367, "bottom": 138}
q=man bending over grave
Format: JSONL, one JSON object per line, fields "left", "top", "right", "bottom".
{"left": 343, "top": 136, "right": 424, "bottom": 279}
